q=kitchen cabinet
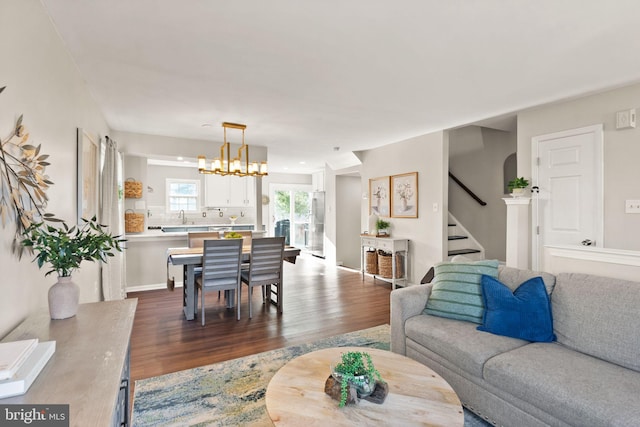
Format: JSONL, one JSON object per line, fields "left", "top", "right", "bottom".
{"left": 205, "top": 175, "right": 255, "bottom": 207}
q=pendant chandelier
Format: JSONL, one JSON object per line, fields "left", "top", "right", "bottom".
{"left": 197, "top": 122, "right": 267, "bottom": 176}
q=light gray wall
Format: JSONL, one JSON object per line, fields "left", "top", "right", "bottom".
{"left": 360, "top": 131, "right": 448, "bottom": 284}
{"left": 518, "top": 82, "right": 640, "bottom": 251}
{"left": 449, "top": 126, "right": 516, "bottom": 260}
{"left": 0, "top": 0, "right": 110, "bottom": 337}
{"left": 336, "top": 175, "right": 361, "bottom": 269}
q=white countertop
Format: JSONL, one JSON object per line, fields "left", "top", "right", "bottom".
{"left": 125, "top": 224, "right": 264, "bottom": 241}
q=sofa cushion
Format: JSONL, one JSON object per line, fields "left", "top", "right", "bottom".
{"left": 405, "top": 314, "right": 528, "bottom": 378}
{"left": 484, "top": 342, "right": 640, "bottom": 426}
{"left": 423, "top": 259, "right": 499, "bottom": 324}
{"left": 497, "top": 265, "right": 556, "bottom": 295}
{"left": 477, "top": 275, "right": 556, "bottom": 342}
{"left": 552, "top": 273, "right": 640, "bottom": 372}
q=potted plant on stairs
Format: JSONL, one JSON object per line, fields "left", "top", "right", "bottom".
{"left": 22, "top": 216, "right": 124, "bottom": 319}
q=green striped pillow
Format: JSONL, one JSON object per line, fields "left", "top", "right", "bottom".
{"left": 423, "top": 260, "right": 500, "bottom": 324}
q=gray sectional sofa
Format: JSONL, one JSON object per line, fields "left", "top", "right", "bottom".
{"left": 391, "top": 265, "right": 640, "bottom": 426}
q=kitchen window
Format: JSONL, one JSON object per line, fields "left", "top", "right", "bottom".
{"left": 166, "top": 179, "right": 200, "bottom": 212}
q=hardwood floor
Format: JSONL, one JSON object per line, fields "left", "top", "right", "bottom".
{"left": 128, "top": 254, "right": 391, "bottom": 386}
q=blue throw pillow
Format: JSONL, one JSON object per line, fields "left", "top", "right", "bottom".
{"left": 423, "top": 259, "right": 500, "bottom": 324}
{"left": 477, "top": 275, "right": 556, "bottom": 342}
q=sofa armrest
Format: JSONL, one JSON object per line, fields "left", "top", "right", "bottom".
{"left": 390, "top": 284, "right": 432, "bottom": 355}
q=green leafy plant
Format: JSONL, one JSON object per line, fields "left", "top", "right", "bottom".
{"left": 507, "top": 177, "right": 530, "bottom": 190}
{"left": 332, "top": 351, "right": 382, "bottom": 407}
{"left": 22, "top": 216, "right": 124, "bottom": 277}
{"left": 375, "top": 218, "right": 390, "bottom": 232}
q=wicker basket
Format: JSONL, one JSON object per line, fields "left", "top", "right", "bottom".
{"left": 124, "top": 178, "right": 143, "bottom": 199}
{"left": 378, "top": 251, "right": 393, "bottom": 278}
{"left": 377, "top": 250, "right": 404, "bottom": 279}
{"left": 125, "top": 210, "right": 145, "bottom": 233}
{"left": 365, "top": 250, "right": 378, "bottom": 274}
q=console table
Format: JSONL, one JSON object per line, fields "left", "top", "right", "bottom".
{"left": 1, "top": 299, "right": 137, "bottom": 427}
{"left": 360, "top": 236, "right": 409, "bottom": 289}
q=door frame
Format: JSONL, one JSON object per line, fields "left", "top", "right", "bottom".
{"left": 268, "top": 183, "right": 313, "bottom": 244}
{"left": 531, "top": 124, "right": 604, "bottom": 270}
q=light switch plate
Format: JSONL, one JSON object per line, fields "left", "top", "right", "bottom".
{"left": 625, "top": 199, "right": 640, "bottom": 213}
{"left": 616, "top": 109, "right": 636, "bottom": 129}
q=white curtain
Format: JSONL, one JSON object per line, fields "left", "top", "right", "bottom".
{"left": 100, "top": 136, "right": 126, "bottom": 300}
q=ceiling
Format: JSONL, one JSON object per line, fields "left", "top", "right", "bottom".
{"left": 41, "top": 0, "right": 640, "bottom": 174}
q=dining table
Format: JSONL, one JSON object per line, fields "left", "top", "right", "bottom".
{"left": 167, "top": 245, "right": 301, "bottom": 320}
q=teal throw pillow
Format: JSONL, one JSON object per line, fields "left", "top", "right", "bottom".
{"left": 423, "top": 259, "right": 499, "bottom": 324}
{"left": 477, "top": 275, "right": 556, "bottom": 342}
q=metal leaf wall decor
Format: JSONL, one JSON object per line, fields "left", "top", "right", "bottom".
{"left": 0, "top": 86, "right": 60, "bottom": 257}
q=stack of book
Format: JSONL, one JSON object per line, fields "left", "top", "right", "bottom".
{"left": 0, "top": 338, "right": 55, "bottom": 399}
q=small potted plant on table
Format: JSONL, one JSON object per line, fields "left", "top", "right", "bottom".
{"left": 375, "top": 219, "right": 391, "bottom": 237}
{"left": 331, "top": 351, "right": 383, "bottom": 407}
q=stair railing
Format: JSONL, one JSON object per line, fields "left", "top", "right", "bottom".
{"left": 449, "top": 172, "right": 487, "bottom": 206}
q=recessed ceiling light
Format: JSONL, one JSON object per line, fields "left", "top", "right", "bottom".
{"left": 177, "top": 157, "right": 184, "bottom": 161}
{"left": 299, "top": 161, "right": 306, "bottom": 165}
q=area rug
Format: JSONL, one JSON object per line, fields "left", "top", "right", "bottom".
{"left": 131, "top": 325, "right": 489, "bottom": 426}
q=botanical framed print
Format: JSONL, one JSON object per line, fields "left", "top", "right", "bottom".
{"left": 77, "top": 128, "right": 99, "bottom": 224}
{"left": 369, "top": 176, "right": 390, "bottom": 217}
{"left": 391, "top": 172, "right": 418, "bottom": 218}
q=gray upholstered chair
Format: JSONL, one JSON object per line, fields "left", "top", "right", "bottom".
{"left": 195, "top": 239, "right": 243, "bottom": 325}
{"left": 240, "top": 237, "right": 285, "bottom": 318}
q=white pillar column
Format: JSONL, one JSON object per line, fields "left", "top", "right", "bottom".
{"left": 503, "top": 197, "right": 531, "bottom": 269}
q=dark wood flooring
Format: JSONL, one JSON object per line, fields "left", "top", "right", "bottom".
{"left": 127, "top": 254, "right": 391, "bottom": 388}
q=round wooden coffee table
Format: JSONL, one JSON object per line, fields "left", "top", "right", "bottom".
{"left": 265, "top": 347, "right": 463, "bottom": 426}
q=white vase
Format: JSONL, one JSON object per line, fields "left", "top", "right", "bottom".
{"left": 48, "top": 276, "right": 80, "bottom": 319}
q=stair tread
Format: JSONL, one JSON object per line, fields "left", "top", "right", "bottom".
{"left": 448, "top": 235, "right": 468, "bottom": 240}
{"left": 448, "top": 249, "right": 481, "bottom": 256}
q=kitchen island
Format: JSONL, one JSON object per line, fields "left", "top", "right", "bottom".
{"left": 125, "top": 224, "right": 264, "bottom": 292}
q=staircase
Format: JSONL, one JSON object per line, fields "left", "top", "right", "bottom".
{"left": 447, "top": 212, "right": 484, "bottom": 261}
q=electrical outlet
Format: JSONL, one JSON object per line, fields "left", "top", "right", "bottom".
{"left": 625, "top": 199, "right": 640, "bottom": 213}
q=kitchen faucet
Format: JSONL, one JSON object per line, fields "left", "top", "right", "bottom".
{"left": 179, "top": 210, "right": 186, "bottom": 224}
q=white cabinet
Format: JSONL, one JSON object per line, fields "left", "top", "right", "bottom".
{"left": 205, "top": 175, "right": 255, "bottom": 207}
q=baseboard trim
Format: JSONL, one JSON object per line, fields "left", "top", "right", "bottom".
{"left": 127, "top": 282, "right": 184, "bottom": 293}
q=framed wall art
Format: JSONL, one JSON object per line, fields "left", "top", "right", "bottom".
{"left": 77, "top": 128, "right": 100, "bottom": 223}
{"left": 391, "top": 172, "right": 418, "bottom": 218}
{"left": 369, "top": 176, "right": 390, "bottom": 217}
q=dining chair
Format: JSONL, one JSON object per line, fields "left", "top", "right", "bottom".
{"left": 240, "top": 236, "right": 285, "bottom": 318}
{"left": 187, "top": 231, "right": 221, "bottom": 298}
{"left": 195, "top": 238, "right": 243, "bottom": 325}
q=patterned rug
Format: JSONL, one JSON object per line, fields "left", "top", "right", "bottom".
{"left": 131, "top": 325, "right": 489, "bottom": 426}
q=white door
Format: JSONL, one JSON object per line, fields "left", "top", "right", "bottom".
{"left": 531, "top": 124, "right": 603, "bottom": 270}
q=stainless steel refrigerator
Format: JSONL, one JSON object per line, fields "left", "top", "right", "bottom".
{"left": 307, "top": 191, "right": 325, "bottom": 258}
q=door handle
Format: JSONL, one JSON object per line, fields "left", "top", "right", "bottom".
{"left": 581, "top": 239, "right": 595, "bottom": 246}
